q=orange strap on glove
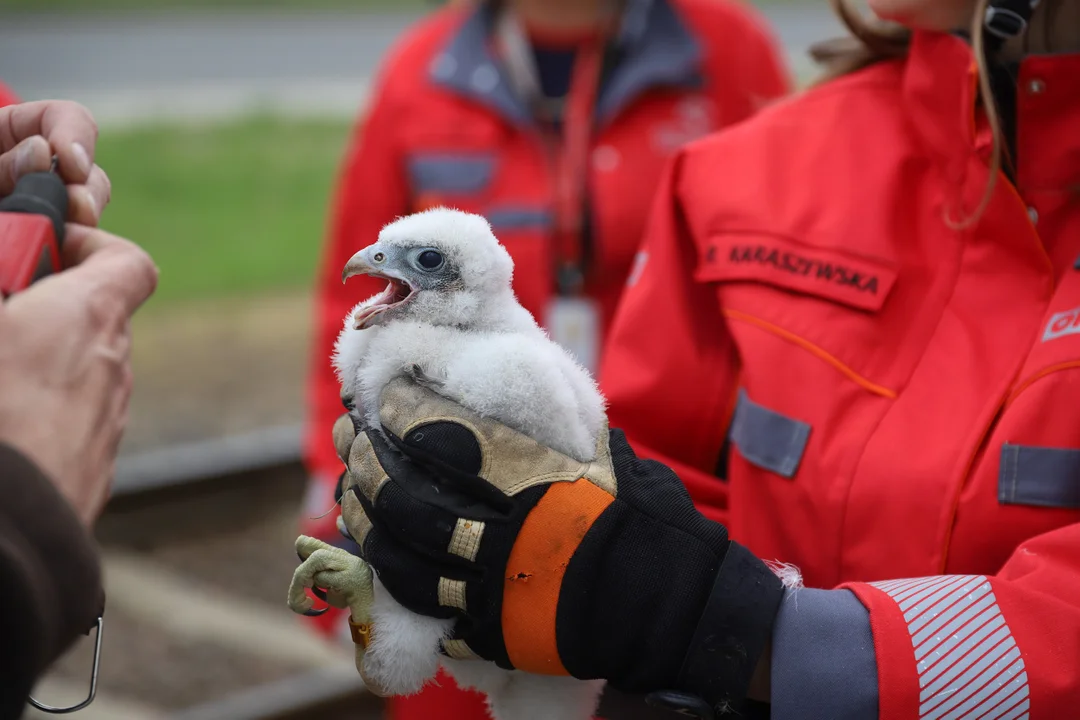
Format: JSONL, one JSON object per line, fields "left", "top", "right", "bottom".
{"left": 333, "top": 378, "right": 784, "bottom": 718}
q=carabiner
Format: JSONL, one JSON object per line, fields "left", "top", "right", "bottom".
{"left": 27, "top": 616, "right": 103, "bottom": 714}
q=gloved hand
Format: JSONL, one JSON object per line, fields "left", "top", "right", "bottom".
{"left": 332, "top": 377, "right": 785, "bottom": 718}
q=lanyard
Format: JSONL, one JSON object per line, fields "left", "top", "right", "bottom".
{"left": 494, "top": 4, "right": 619, "bottom": 296}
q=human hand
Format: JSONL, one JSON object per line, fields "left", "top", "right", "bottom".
{"left": 0, "top": 225, "right": 157, "bottom": 525}
{"left": 331, "top": 378, "right": 785, "bottom": 717}
{"left": 0, "top": 100, "right": 111, "bottom": 226}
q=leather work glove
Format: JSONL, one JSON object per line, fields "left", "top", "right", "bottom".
{"left": 331, "top": 377, "right": 785, "bottom": 719}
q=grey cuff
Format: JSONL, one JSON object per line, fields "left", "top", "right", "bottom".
{"left": 771, "top": 588, "right": 879, "bottom": 720}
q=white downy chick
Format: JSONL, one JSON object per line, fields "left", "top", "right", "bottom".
{"left": 333, "top": 207, "right": 607, "bottom": 720}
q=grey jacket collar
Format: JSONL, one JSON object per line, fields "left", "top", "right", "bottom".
{"left": 428, "top": 0, "right": 704, "bottom": 129}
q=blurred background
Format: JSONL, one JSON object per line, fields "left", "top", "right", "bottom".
{"left": 0, "top": 1, "right": 842, "bottom": 718}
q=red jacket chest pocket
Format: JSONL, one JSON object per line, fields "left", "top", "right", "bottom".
{"left": 692, "top": 230, "right": 955, "bottom": 582}
{"left": 694, "top": 230, "right": 914, "bottom": 408}
{"left": 995, "top": 283, "right": 1080, "bottom": 515}
{"left": 949, "top": 293, "right": 1080, "bottom": 575}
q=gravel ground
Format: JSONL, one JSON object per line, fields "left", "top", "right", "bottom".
{"left": 122, "top": 291, "right": 313, "bottom": 455}
{"left": 27, "top": 461, "right": 390, "bottom": 719}
{"left": 29, "top": 463, "right": 343, "bottom": 716}
{"left": 44, "top": 606, "right": 305, "bottom": 711}
{"left": 98, "top": 463, "right": 314, "bottom": 607}
{"left": 32, "top": 464, "right": 324, "bottom": 712}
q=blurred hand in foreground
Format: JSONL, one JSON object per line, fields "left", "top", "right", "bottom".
{"left": 0, "top": 225, "right": 158, "bottom": 525}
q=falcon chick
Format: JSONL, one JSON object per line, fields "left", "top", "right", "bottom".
{"left": 332, "top": 207, "right": 607, "bottom": 720}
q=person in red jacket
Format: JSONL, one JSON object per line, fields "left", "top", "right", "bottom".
{"left": 319, "top": 0, "right": 1080, "bottom": 717}
{"left": 299, "top": 0, "right": 789, "bottom": 715}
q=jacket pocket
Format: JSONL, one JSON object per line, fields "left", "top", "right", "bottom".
{"left": 406, "top": 152, "right": 495, "bottom": 195}
{"left": 998, "top": 443, "right": 1080, "bottom": 509}
{"left": 695, "top": 231, "right": 899, "bottom": 313}
{"left": 729, "top": 389, "right": 812, "bottom": 479}
{"left": 484, "top": 206, "right": 552, "bottom": 233}
{"left": 696, "top": 230, "right": 931, "bottom": 400}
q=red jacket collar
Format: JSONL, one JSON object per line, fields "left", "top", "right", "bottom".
{"left": 902, "top": 29, "right": 1080, "bottom": 191}
{"left": 902, "top": 31, "right": 981, "bottom": 181}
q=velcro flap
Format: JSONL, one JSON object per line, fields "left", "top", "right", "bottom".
{"left": 729, "top": 389, "right": 811, "bottom": 479}
{"left": 696, "top": 232, "right": 898, "bottom": 312}
{"left": 406, "top": 153, "right": 495, "bottom": 194}
{"left": 999, "top": 443, "right": 1080, "bottom": 509}
{"left": 485, "top": 207, "right": 552, "bottom": 231}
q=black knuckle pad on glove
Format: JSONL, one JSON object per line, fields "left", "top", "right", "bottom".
{"left": 402, "top": 421, "right": 483, "bottom": 475}
{"left": 383, "top": 424, "right": 514, "bottom": 515}
{"left": 374, "top": 427, "right": 513, "bottom": 520}
{"left": 351, "top": 432, "right": 481, "bottom": 567}
{"left": 365, "top": 480, "right": 460, "bottom": 562}
{"left": 362, "top": 525, "right": 472, "bottom": 620}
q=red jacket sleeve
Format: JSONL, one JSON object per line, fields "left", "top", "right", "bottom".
{"left": 597, "top": 150, "right": 740, "bottom": 526}
{"left": 301, "top": 71, "right": 409, "bottom": 486}
{"left": 842, "top": 523, "right": 1080, "bottom": 719}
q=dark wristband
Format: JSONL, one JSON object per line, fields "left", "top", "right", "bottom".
{"left": 676, "top": 541, "right": 785, "bottom": 715}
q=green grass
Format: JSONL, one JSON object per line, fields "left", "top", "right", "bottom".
{"left": 94, "top": 117, "right": 352, "bottom": 308}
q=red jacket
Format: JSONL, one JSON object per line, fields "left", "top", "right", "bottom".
{"left": 601, "top": 29, "right": 1080, "bottom": 719}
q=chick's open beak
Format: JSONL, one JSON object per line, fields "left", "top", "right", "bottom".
{"left": 340, "top": 248, "right": 416, "bottom": 330}
{"left": 342, "top": 252, "right": 374, "bottom": 284}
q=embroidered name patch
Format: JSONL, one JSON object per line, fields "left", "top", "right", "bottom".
{"left": 1043, "top": 306, "right": 1080, "bottom": 342}
{"left": 695, "top": 234, "right": 898, "bottom": 312}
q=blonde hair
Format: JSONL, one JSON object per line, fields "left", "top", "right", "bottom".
{"left": 809, "top": 0, "right": 1044, "bottom": 227}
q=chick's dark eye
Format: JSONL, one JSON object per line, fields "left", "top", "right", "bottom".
{"left": 417, "top": 250, "right": 443, "bottom": 270}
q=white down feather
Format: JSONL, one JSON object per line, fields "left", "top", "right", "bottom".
{"left": 332, "top": 208, "right": 607, "bottom": 720}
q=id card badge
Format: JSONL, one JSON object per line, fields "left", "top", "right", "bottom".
{"left": 546, "top": 296, "right": 601, "bottom": 375}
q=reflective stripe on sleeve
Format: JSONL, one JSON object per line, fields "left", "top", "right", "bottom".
{"left": 869, "top": 575, "right": 1031, "bottom": 720}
